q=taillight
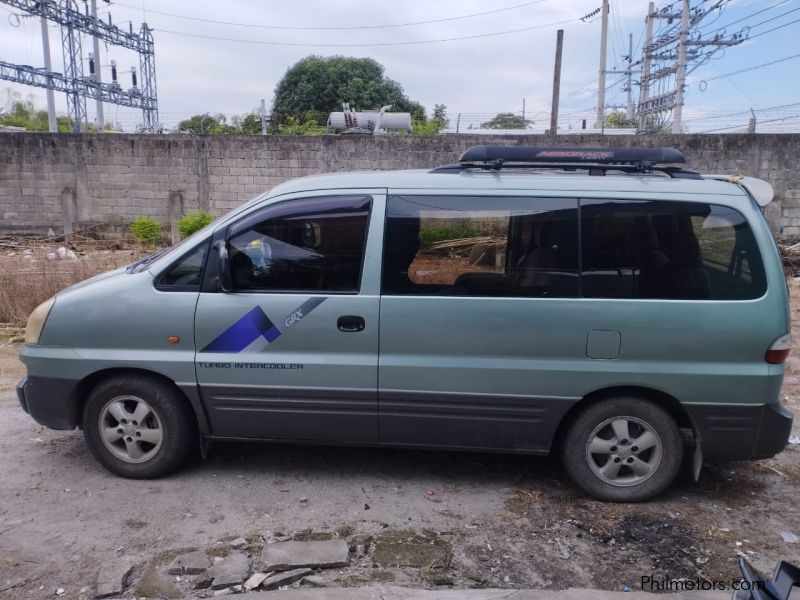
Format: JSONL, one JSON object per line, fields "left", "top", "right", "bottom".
{"left": 765, "top": 333, "right": 791, "bottom": 364}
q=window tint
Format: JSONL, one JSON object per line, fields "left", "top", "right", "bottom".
{"left": 383, "top": 195, "right": 578, "bottom": 297}
{"left": 228, "top": 195, "right": 371, "bottom": 293}
{"left": 581, "top": 200, "right": 766, "bottom": 300}
{"left": 156, "top": 242, "right": 209, "bottom": 290}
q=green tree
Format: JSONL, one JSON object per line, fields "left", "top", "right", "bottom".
{"left": 274, "top": 116, "right": 326, "bottom": 135}
{"left": 177, "top": 113, "right": 238, "bottom": 135}
{"left": 604, "top": 111, "right": 637, "bottom": 129}
{"left": 0, "top": 89, "right": 119, "bottom": 132}
{"left": 271, "top": 56, "right": 425, "bottom": 128}
{"left": 239, "top": 113, "right": 264, "bottom": 135}
{"left": 480, "top": 112, "right": 532, "bottom": 129}
{"left": 431, "top": 104, "right": 448, "bottom": 129}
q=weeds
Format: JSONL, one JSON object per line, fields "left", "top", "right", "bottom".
{"left": 0, "top": 247, "right": 146, "bottom": 326}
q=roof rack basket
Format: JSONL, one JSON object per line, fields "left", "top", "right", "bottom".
{"left": 431, "top": 145, "right": 701, "bottom": 179}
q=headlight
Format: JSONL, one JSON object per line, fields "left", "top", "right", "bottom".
{"left": 25, "top": 297, "right": 55, "bottom": 345}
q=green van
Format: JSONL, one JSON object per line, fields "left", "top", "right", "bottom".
{"left": 17, "top": 146, "right": 793, "bottom": 501}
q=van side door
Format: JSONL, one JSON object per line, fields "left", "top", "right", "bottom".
{"left": 378, "top": 193, "right": 582, "bottom": 452}
{"left": 195, "top": 192, "right": 385, "bottom": 443}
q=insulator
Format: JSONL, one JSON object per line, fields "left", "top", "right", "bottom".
{"left": 131, "top": 67, "right": 137, "bottom": 87}
{"left": 111, "top": 60, "right": 117, "bottom": 82}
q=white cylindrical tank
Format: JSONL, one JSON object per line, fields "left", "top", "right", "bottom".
{"left": 328, "top": 111, "right": 411, "bottom": 131}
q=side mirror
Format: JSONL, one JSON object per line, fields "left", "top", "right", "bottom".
{"left": 217, "top": 241, "right": 232, "bottom": 292}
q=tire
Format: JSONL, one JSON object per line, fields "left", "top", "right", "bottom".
{"left": 561, "top": 397, "right": 683, "bottom": 502}
{"left": 82, "top": 375, "right": 196, "bottom": 478}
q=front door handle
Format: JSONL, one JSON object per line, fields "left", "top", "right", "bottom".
{"left": 337, "top": 315, "right": 365, "bottom": 332}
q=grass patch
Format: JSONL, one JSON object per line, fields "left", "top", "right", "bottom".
{"left": 0, "top": 247, "right": 150, "bottom": 326}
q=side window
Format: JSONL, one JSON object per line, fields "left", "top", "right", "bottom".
{"left": 227, "top": 195, "right": 371, "bottom": 293}
{"left": 383, "top": 195, "right": 578, "bottom": 297}
{"left": 156, "top": 241, "right": 209, "bottom": 290}
{"left": 580, "top": 200, "right": 766, "bottom": 300}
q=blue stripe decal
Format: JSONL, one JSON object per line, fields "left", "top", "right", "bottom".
{"left": 200, "top": 297, "right": 326, "bottom": 354}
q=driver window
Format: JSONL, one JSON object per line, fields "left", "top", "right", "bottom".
{"left": 227, "top": 195, "right": 372, "bottom": 293}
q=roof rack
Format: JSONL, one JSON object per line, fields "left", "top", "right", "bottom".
{"left": 430, "top": 145, "right": 701, "bottom": 179}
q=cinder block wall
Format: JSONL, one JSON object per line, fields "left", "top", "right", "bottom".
{"left": 1, "top": 133, "right": 797, "bottom": 236}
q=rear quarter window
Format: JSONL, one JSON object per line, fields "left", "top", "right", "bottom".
{"left": 580, "top": 200, "right": 766, "bottom": 300}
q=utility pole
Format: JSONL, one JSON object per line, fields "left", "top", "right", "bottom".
{"left": 595, "top": 0, "right": 609, "bottom": 128}
{"left": 625, "top": 33, "right": 634, "bottom": 121}
{"left": 39, "top": 4, "right": 57, "bottom": 132}
{"left": 259, "top": 98, "right": 268, "bottom": 135}
{"left": 747, "top": 108, "right": 756, "bottom": 134}
{"left": 637, "top": 0, "right": 745, "bottom": 133}
{"left": 637, "top": 2, "right": 654, "bottom": 131}
{"left": 90, "top": 0, "right": 104, "bottom": 129}
{"left": 550, "top": 29, "right": 564, "bottom": 136}
{"left": 60, "top": 0, "right": 86, "bottom": 133}
{"left": 671, "top": 0, "right": 690, "bottom": 134}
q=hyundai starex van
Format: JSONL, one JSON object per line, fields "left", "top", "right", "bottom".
{"left": 17, "top": 146, "right": 793, "bottom": 502}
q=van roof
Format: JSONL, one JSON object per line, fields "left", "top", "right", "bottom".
{"left": 266, "top": 168, "right": 751, "bottom": 200}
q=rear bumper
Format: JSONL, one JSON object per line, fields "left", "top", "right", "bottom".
{"left": 16, "top": 375, "right": 81, "bottom": 430}
{"left": 687, "top": 402, "right": 793, "bottom": 462}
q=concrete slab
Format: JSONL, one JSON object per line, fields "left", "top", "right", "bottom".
{"left": 262, "top": 568, "right": 314, "bottom": 591}
{"left": 261, "top": 540, "right": 350, "bottom": 571}
{"left": 208, "top": 551, "right": 250, "bottom": 589}
{"left": 166, "top": 550, "right": 210, "bottom": 575}
{"left": 94, "top": 558, "right": 134, "bottom": 598}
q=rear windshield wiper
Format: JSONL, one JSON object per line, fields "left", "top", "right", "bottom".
{"left": 126, "top": 249, "right": 167, "bottom": 273}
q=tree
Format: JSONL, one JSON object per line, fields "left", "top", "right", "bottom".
{"left": 480, "top": 112, "right": 532, "bottom": 130}
{"left": 431, "top": 104, "right": 448, "bottom": 129}
{"left": 1, "top": 89, "right": 121, "bottom": 132}
{"left": 271, "top": 56, "right": 426, "bottom": 128}
{"left": 239, "top": 113, "right": 263, "bottom": 135}
{"left": 177, "top": 113, "right": 238, "bottom": 135}
{"left": 604, "top": 111, "right": 637, "bottom": 129}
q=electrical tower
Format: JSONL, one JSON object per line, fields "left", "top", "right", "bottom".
{"left": 0, "top": 0, "right": 159, "bottom": 133}
{"left": 637, "top": 0, "right": 746, "bottom": 133}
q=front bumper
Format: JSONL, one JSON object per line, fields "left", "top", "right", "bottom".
{"left": 16, "top": 375, "right": 81, "bottom": 430}
{"left": 687, "top": 402, "right": 793, "bottom": 462}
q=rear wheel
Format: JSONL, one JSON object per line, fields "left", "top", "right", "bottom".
{"left": 83, "top": 375, "right": 196, "bottom": 478}
{"left": 561, "top": 397, "right": 683, "bottom": 502}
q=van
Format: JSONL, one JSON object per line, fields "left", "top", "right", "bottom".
{"left": 16, "top": 146, "right": 793, "bottom": 502}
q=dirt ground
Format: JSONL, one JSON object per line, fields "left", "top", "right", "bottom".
{"left": 2, "top": 285, "right": 800, "bottom": 599}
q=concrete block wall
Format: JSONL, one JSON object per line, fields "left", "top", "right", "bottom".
{"left": 1, "top": 132, "right": 798, "bottom": 235}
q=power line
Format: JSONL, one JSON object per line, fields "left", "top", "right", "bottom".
{"left": 153, "top": 17, "right": 582, "bottom": 47}
{"left": 740, "top": 6, "right": 800, "bottom": 33}
{"left": 702, "top": 0, "right": 791, "bottom": 33}
{"left": 748, "top": 15, "right": 800, "bottom": 38}
{"left": 698, "top": 112, "right": 800, "bottom": 133}
{"left": 701, "top": 52, "right": 800, "bottom": 83}
{"left": 111, "top": 0, "right": 548, "bottom": 31}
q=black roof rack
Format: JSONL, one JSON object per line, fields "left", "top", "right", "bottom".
{"left": 430, "top": 145, "right": 701, "bottom": 179}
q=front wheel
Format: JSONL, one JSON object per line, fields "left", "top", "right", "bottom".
{"left": 82, "top": 375, "right": 196, "bottom": 478}
{"left": 561, "top": 397, "right": 684, "bottom": 502}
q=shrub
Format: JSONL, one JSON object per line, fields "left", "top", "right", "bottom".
{"left": 130, "top": 216, "right": 162, "bottom": 247}
{"left": 177, "top": 210, "right": 214, "bottom": 239}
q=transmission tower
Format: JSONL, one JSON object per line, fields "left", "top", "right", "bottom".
{"left": 637, "top": 0, "right": 746, "bottom": 133}
{"left": 0, "top": 0, "right": 159, "bottom": 132}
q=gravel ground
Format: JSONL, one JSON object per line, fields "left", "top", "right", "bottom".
{"left": 1, "top": 284, "right": 800, "bottom": 599}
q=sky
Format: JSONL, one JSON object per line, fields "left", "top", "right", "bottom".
{"left": 1, "top": 0, "right": 799, "bottom": 133}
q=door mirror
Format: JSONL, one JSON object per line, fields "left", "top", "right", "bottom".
{"left": 217, "top": 241, "right": 232, "bottom": 292}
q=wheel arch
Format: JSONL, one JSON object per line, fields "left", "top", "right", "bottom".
{"left": 553, "top": 385, "right": 698, "bottom": 450}
{"left": 73, "top": 367, "right": 209, "bottom": 436}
